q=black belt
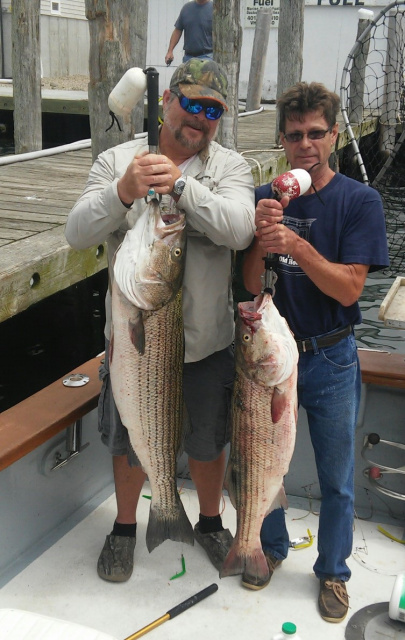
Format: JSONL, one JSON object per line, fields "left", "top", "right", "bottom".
{"left": 185, "top": 50, "right": 213, "bottom": 56}
{"left": 295, "top": 325, "right": 352, "bottom": 353}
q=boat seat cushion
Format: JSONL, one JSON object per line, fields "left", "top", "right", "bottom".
{"left": 0, "top": 609, "right": 118, "bottom": 640}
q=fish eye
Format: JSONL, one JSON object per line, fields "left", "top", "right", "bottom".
{"left": 172, "top": 247, "right": 182, "bottom": 258}
{"left": 242, "top": 333, "right": 251, "bottom": 343}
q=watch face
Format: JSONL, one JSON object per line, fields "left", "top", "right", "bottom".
{"left": 174, "top": 177, "right": 186, "bottom": 194}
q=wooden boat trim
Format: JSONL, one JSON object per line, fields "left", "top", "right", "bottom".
{"left": 0, "top": 353, "right": 104, "bottom": 472}
{"left": 0, "top": 349, "right": 404, "bottom": 474}
{"left": 358, "top": 349, "right": 405, "bottom": 389}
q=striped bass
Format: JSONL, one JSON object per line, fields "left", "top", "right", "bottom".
{"left": 220, "top": 292, "right": 298, "bottom": 584}
{"left": 109, "top": 198, "right": 194, "bottom": 553}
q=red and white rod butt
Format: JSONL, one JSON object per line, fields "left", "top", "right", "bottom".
{"left": 272, "top": 168, "right": 311, "bottom": 200}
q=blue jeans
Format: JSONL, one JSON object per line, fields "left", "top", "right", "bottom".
{"left": 260, "top": 333, "right": 361, "bottom": 581}
{"left": 182, "top": 53, "right": 214, "bottom": 63}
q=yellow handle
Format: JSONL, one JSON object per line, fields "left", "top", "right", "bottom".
{"left": 123, "top": 613, "right": 170, "bottom": 640}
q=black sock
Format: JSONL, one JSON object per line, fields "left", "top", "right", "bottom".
{"left": 198, "top": 514, "right": 224, "bottom": 534}
{"left": 112, "top": 521, "right": 137, "bottom": 538}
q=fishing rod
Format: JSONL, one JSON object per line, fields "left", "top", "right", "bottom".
{"left": 122, "top": 583, "right": 218, "bottom": 639}
{"left": 262, "top": 168, "right": 311, "bottom": 296}
{"left": 262, "top": 163, "right": 325, "bottom": 296}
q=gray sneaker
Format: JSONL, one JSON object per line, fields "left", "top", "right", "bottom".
{"left": 194, "top": 523, "right": 233, "bottom": 571}
{"left": 97, "top": 534, "right": 136, "bottom": 582}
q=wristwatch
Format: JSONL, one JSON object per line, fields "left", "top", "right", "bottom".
{"left": 173, "top": 175, "right": 187, "bottom": 196}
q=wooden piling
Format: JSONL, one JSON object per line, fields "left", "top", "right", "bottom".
{"left": 213, "top": 0, "right": 242, "bottom": 151}
{"left": 276, "top": 0, "right": 304, "bottom": 143}
{"left": 348, "top": 9, "right": 374, "bottom": 124}
{"left": 246, "top": 7, "right": 273, "bottom": 113}
{"left": 11, "top": 0, "right": 42, "bottom": 154}
{"left": 85, "top": 0, "right": 148, "bottom": 161}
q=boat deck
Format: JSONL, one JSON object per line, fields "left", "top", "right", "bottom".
{"left": 0, "top": 482, "right": 403, "bottom": 640}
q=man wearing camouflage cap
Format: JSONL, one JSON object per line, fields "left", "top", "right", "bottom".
{"left": 66, "top": 58, "right": 255, "bottom": 582}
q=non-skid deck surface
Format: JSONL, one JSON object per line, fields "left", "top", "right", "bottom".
{"left": 0, "top": 484, "right": 403, "bottom": 640}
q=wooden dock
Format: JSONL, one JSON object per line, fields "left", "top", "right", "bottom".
{"left": 0, "top": 106, "right": 356, "bottom": 323}
{"left": 0, "top": 86, "right": 89, "bottom": 116}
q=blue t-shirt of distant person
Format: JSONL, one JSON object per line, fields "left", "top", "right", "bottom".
{"left": 254, "top": 173, "right": 390, "bottom": 339}
{"left": 175, "top": 1, "right": 213, "bottom": 56}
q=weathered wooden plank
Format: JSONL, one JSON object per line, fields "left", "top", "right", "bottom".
{"left": 0, "top": 186, "right": 83, "bottom": 201}
{"left": 0, "top": 208, "right": 71, "bottom": 221}
{"left": 0, "top": 91, "right": 89, "bottom": 115}
{"left": 0, "top": 228, "right": 33, "bottom": 240}
{"left": 0, "top": 163, "right": 90, "bottom": 177}
{"left": 0, "top": 218, "right": 57, "bottom": 232}
{"left": 0, "top": 226, "right": 107, "bottom": 322}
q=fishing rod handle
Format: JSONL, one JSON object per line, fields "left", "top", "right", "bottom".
{"left": 145, "top": 67, "right": 159, "bottom": 150}
{"left": 167, "top": 582, "right": 218, "bottom": 619}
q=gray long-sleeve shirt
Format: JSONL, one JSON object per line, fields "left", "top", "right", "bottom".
{"left": 65, "top": 136, "right": 255, "bottom": 362}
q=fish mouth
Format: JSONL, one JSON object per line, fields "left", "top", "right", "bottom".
{"left": 151, "top": 202, "right": 186, "bottom": 233}
{"left": 161, "top": 213, "right": 181, "bottom": 225}
{"left": 239, "top": 293, "right": 272, "bottom": 330}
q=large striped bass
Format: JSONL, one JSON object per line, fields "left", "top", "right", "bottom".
{"left": 109, "top": 198, "right": 194, "bottom": 553}
{"left": 220, "top": 292, "right": 298, "bottom": 584}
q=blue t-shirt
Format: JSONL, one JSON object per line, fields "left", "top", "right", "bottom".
{"left": 175, "top": 1, "right": 213, "bottom": 55}
{"left": 254, "top": 173, "right": 390, "bottom": 339}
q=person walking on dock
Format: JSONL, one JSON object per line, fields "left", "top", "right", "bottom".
{"left": 165, "top": 0, "right": 213, "bottom": 66}
{"left": 243, "top": 81, "right": 389, "bottom": 623}
{"left": 65, "top": 58, "right": 255, "bottom": 583}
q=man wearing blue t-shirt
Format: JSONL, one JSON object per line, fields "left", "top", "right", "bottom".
{"left": 165, "top": 0, "right": 213, "bottom": 66}
{"left": 243, "top": 82, "right": 389, "bottom": 623}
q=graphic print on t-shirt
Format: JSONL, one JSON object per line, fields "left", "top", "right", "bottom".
{"left": 277, "top": 215, "right": 316, "bottom": 271}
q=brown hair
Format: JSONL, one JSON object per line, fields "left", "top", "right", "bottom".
{"left": 277, "top": 82, "right": 340, "bottom": 132}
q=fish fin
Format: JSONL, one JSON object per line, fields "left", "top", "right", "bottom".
{"left": 279, "top": 484, "right": 289, "bottom": 510}
{"left": 264, "top": 484, "right": 289, "bottom": 518}
{"left": 271, "top": 386, "right": 287, "bottom": 423}
{"left": 109, "top": 330, "right": 114, "bottom": 366}
{"left": 224, "top": 462, "right": 238, "bottom": 510}
{"left": 146, "top": 493, "right": 194, "bottom": 553}
{"left": 128, "top": 309, "right": 145, "bottom": 355}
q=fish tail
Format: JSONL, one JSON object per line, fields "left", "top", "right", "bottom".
{"left": 220, "top": 543, "right": 245, "bottom": 577}
{"left": 241, "top": 550, "right": 270, "bottom": 585}
{"left": 220, "top": 543, "right": 269, "bottom": 583}
{"left": 146, "top": 496, "right": 194, "bottom": 553}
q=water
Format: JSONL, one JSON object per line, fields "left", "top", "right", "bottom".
{"left": 356, "top": 271, "right": 405, "bottom": 354}
{"left": 0, "top": 111, "right": 91, "bottom": 156}
{"left": 0, "top": 271, "right": 107, "bottom": 413}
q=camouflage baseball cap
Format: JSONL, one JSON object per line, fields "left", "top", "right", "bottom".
{"left": 170, "top": 58, "right": 228, "bottom": 110}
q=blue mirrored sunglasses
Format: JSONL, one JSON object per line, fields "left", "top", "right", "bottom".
{"left": 173, "top": 90, "right": 224, "bottom": 120}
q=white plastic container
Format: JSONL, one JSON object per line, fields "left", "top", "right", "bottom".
{"left": 108, "top": 67, "right": 147, "bottom": 117}
{"left": 389, "top": 572, "right": 405, "bottom": 622}
{"left": 272, "top": 622, "right": 302, "bottom": 640}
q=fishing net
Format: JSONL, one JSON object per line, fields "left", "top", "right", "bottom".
{"left": 340, "top": 1, "right": 405, "bottom": 276}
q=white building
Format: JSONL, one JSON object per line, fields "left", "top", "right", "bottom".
{"left": 0, "top": 0, "right": 88, "bottom": 78}
{"left": 0, "top": 0, "right": 394, "bottom": 98}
